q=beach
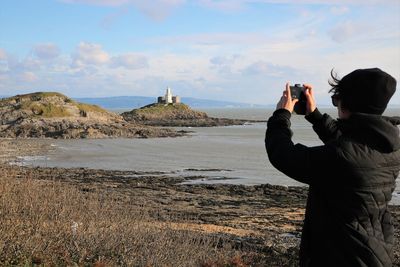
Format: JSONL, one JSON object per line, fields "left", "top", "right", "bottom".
{"left": 1, "top": 139, "right": 400, "bottom": 266}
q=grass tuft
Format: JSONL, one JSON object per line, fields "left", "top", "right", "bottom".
{"left": 0, "top": 166, "right": 247, "bottom": 266}
{"left": 76, "top": 103, "right": 107, "bottom": 114}
{"left": 21, "top": 102, "right": 71, "bottom": 117}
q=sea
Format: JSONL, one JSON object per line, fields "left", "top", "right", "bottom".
{"left": 18, "top": 108, "right": 400, "bottom": 205}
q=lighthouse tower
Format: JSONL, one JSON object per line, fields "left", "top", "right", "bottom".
{"left": 165, "top": 87, "right": 173, "bottom": 104}
{"left": 157, "top": 87, "right": 180, "bottom": 104}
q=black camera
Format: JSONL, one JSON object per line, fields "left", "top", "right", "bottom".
{"left": 290, "top": 84, "right": 307, "bottom": 115}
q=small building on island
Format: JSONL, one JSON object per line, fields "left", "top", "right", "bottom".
{"left": 157, "top": 87, "right": 181, "bottom": 104}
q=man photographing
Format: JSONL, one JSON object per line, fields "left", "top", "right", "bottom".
{"left": 265, "top": 68, "right": 400, "bottom": 266}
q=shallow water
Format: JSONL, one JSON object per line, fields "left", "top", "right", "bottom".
{"left": 23, "top": 108, "right": 400, "bottom": 204}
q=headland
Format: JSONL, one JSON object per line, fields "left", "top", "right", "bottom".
{"left": 0, "top": 92, "right": 184, "bottom": 139}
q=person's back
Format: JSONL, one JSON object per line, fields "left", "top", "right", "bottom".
{"left": 265, "top": 68, "right": 400, "bottom": 266}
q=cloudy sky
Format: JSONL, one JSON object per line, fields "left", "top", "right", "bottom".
{"left": 0, "top": 0, "right": 399, "bottom": 105}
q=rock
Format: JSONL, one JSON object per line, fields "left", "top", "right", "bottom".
{"left": 121, "top": 103, "right": 260, "bottom": 127}
{"left": 0, "top": 92, "right": 184, "bottom": 139}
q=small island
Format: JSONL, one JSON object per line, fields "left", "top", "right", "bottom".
{"left": 0, "top": 92, "right": 183, "bottom": 139}
{"left": 122, "top": 87, "right": 260, "bottom": 127}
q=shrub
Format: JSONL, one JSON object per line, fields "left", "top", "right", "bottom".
{"left": 0, "top": 167, "right": 245, "bottom": 266}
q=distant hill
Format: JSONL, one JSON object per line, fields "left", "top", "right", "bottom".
{"left": 74, "top": 96, "right": 268, "bottom": 109}
{"left": 75, "top": 96, "right": 154, "bottom": 110}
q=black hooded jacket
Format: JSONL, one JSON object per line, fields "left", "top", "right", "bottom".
{"left": 265, "top": 108, "right": 400, "bottom": 267}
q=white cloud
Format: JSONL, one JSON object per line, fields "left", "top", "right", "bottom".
{"left": 328, "top": 21, "right": 369, "bottom": 43}
{"left": 62, "top": 0, "right": 185, "bottom": 6}
{"left": 100, "top": 7, "right": 130, "bottom": 29}
{"left": 330, "top": 6, "right": 349, "bottom": 15}
{"left": 242, "top": 61, "right": 295, "bottom": 77}
{"left": 196, "top": 0, "right": 244, "bottom": 11}
{"left": 61, "top": 0, "right": 398, "bottom": 6}
{"left": 194, "top": 0, "right": 398, "bottom": 12}
{"left": 3, "top": 0, "right": 399, "bottom": 104}
{"left": 202, "top": 0, "right": 397, "bottom": 6}
{"left": 133, "top": 0, "right": 186, "bottom": 21}
{"left": 0, "top": 49, "right": 7, "bottom": 61}
{"left": 72, "top": 42, "right": 110, "bottom": 67}
{"left": 149, "top": 53, "right": 212, "bottom": 81}
{"left": 109, "top": 53, "right": 149, "bottom": 69}
{"left": 3, "top": 55, "right": 42, "bottom": 73}
{"left": 61, "top": 0, "right": 132, "bottom": 6}
{"left": 61, "top": 0, "right": 185, "bottom": 20}
{"left": 33, "top": 43, "right": 60, "bottom": 60}
{"left": 150, "top": 32, "right": 271, "bottom": 48}
{"left": 20, "top": 58, "right": 42, "bottom": 71}
{"left": 322, "top": 46, "right": 400, "bottom": 80}
{"left": 210, "top": 55, "right": 240, "bottom": 66}
{"left": 20, "top": 72, "right": 38, "bottom": 82}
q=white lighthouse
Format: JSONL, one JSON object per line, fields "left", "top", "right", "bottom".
{"left": 165, "top": 87, "right": 173, "bottom": 104}
{"left": 157, "top": 87, "right": 181, "bottom": 104}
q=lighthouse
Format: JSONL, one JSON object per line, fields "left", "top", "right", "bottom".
{"left": 157, "top": 87, "right": 181, "bottom": 104}
{"left": 165, "top": 87, "right": 173, "bottom": 104}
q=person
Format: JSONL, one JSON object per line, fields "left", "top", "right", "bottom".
{"left": 265, "top": 68, "right": 400, "bottom": 267}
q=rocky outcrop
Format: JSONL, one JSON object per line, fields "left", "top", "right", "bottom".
{"left": 0, "top": 92, "right": 184, "bottom": 139}
{"left": 121, "top": 103, "right": 255, "bottom": 127}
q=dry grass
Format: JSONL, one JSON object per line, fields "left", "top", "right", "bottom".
{"left": 76, "top": 103, "right": 108, "bottom": 114}
{"left": 129, "top": 103, "right": 206, "bottom": 120}
{"left": 0, "top": 92, "right": 67, "bottom": 103}
{"left": 33, "top": 103, "right": 71, "bottom": 117}
{"left": 0, "top": 167, "right": 250, "bottom": 266}
{"left": 1, "top": 92, "right": 108, "bottom": 118}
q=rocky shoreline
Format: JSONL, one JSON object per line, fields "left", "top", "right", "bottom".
{"left": 0, "top": 92, "right": 188, "bottom": 139}
{"left": 121, "top": 103, "right": 265, "bottom": 127}
{"left": 124, "top": 117, "right": 260, "bottom": 127}
{"left": 1, "top": 139, "right": 400, "bottom": 266}
{"left": 0, "top": 120, "right": 187, "bottom": 139}
{"left": 0, "top": 93, "right": 264, "bottom": 139}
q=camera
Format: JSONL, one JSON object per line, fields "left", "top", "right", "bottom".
{"left": 290, "top": 84, "right": 307, "bottom": 115}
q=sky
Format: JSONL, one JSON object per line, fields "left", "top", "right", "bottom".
{"left": 0, "top": 0, "right": 399, "bottom": 105}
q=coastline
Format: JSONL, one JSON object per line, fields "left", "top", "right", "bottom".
{"left": 1, "top": 139, "right": 400, "bottom": 266}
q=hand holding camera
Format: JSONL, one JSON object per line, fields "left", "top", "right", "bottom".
{"left": 290, "top": 84, "right": 307, "bottom": 115}
{"left": 276, "top": 83, "right": 316, "bottom": 115}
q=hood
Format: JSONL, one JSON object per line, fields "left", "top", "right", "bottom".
{"left": 339, "top": 113, "right": 400, "bottom": 152}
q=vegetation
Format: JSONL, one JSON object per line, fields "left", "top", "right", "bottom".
{"left": 129, "top": 103, "right": 192, "bottom": 116}
{"left": 139, "top": 103, "right": 192, "bottom": 112}
{"left": 122, "top": 103, "right": 251, "bottom": 127}
{"left": 0, "top": 92, "right": 68, "bottom": 103}
{"left": 21, "top": 102, "right": 72, "bottom": 118}
{"left": 0, "top": 92, "right": 109, "bottom": 118}
{"left": 0, "top": 166, "right": 251, "bottom": 266}
{"left": 76, "top": 102, "right": 108, "bottom": 114}
{"left": 124, "top": 103, "right": 208, "bottom": 121}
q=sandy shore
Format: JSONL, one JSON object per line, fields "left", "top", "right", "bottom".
{"left": 1, "top": 139, "right": 399, "bottom": 266}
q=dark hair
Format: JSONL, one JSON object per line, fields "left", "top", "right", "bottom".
{"left": 328, "top": 68, "right": 341, "bottom": 95}
{"left": 328, "top": 69, "right": 348, "bottom": 109}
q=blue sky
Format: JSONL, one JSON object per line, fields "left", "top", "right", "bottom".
{"left": 0, "top": 0, "right": 399, "bottom": 105}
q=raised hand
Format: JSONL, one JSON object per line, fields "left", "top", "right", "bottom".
{"left": 303, "top": 83, "right": 316, "bottom": 115}
{"left": 276, "top": 82, "right": 299, "bottom": 113}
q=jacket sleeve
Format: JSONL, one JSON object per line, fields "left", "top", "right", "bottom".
{"left": 305, "top": 108, "right": 342, "bottom": 144}
{"left": 265, "top": 109, "right": 337, "bottom": 185}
